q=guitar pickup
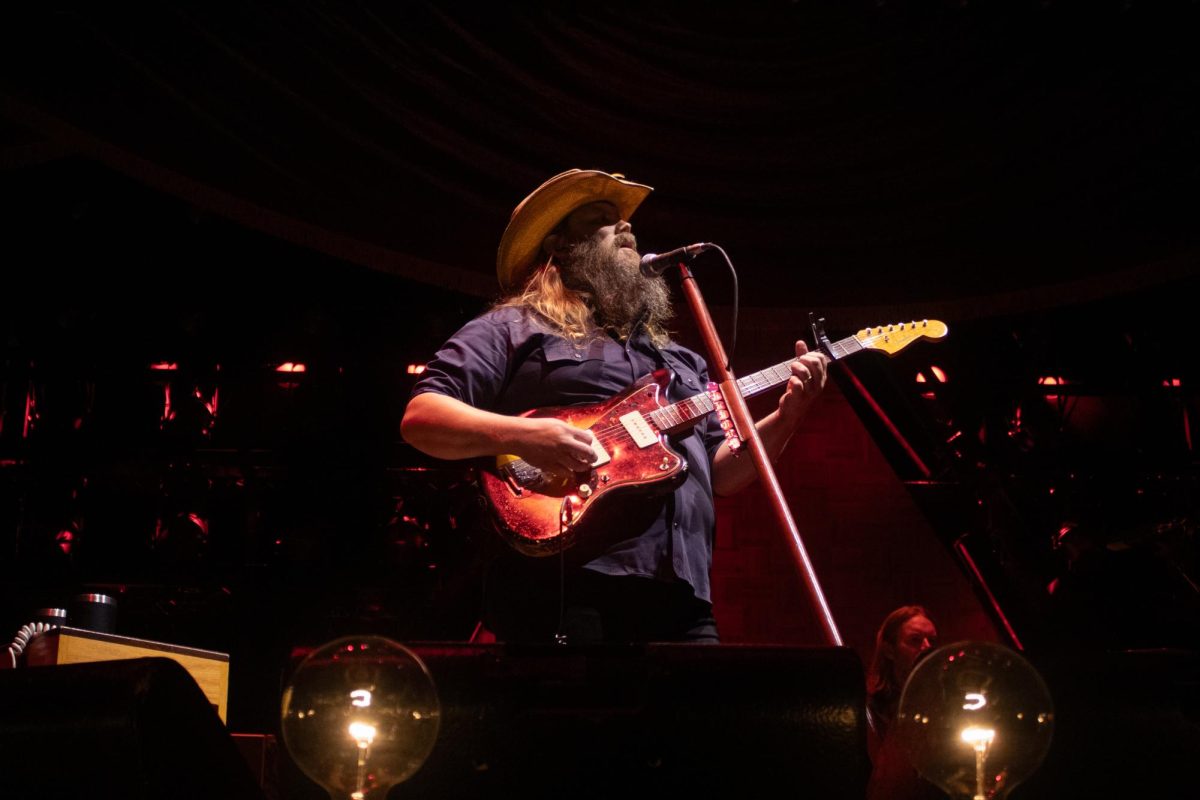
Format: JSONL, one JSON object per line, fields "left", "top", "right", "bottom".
{"left": 619, "top": 411, "right": 659, "bottom": 449}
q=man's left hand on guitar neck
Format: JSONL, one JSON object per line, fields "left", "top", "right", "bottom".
{"left": 778, "top": 339, "right": 830, "bottom": 425}
{"left": 710, "top": 340, "right": 830, "bottom": 497}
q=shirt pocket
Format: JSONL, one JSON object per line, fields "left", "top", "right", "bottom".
{"left": 538, "top": 337, "right": 612, "bottom": 402}
{"left": 542, "top": 337, "right": 606, "bottom": 363}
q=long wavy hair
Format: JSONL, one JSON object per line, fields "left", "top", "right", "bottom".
{"left": 866, "top": 605, "right": 930, "bottom": 713}
{"left": 496, "top": 258, "right": 671, "bottom": 347}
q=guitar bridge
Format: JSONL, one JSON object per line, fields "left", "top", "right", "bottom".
{"left": 502, "top": 468, "right": 524, "bottom": 496}
{"left": 500, "top": 457, "right": 552, "bottom": 496}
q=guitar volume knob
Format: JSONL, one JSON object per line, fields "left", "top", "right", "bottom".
{"left": 578, "top": 483, "right": 592, "bottom": 497}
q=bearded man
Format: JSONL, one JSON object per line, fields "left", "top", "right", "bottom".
{"left": 401, "top": 169, "right": 829, "bottom": 644}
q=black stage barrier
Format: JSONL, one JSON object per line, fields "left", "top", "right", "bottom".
{"left": 280, "top": 643, "right": 871, "bottom": 800}
{"left": 0, "top": 657, "right": 265, "bottom": 800}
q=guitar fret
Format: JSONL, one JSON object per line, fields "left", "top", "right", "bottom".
{"left": 667, "top": 404, "right": 685, "bottom": 428}
{"left": 665, "top": 406, "right": 680, "bottom": 428}
{"left": 735, "top": 362, "right": 793, "bottom": 400}
{"left": 654, "top": 391, "right": 723, "bottom": 432}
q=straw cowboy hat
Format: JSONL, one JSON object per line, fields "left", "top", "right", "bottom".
{"left": 496, "top": 169, "right": 652, "bottom": 290}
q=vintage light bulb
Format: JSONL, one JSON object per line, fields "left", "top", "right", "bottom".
{"left": 281, "top": 637, "right": 440, "bottom": 800}
{"left": 896, "top": 641, "right": 1054, "bottom": 799}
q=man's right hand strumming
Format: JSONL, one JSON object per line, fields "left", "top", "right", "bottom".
{"left": 401, "top": 392, "right": 594, "bottom": 472}
{"left": 514, "top": 417, "right": 596, "bottom": 473}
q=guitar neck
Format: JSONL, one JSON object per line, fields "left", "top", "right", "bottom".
{"left": 646, "top": 333, "right": 866, "bottom": 431}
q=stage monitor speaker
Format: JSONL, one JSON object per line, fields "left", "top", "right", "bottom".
{"left": 0, "top": 657, "right": 265, "bottom": 800}
{"left": 280, "top": 643, "right": 870, "bottom": 800}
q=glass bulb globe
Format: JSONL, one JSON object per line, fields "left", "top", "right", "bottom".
{"left": 281, "top": 637, "right": 441, "bottom": 800}
{"left": 896, "top": 641, "right": 1054, "bottom": 799}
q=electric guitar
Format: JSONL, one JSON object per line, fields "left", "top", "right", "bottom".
{"left": 479, "top": 319, "right": 948, "bottom": 556}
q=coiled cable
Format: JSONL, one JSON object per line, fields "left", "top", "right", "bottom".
{"left": 7, "top": 622, "right": 57, "bottom": 668}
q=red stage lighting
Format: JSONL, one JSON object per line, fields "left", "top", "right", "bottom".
{"left": 275, "top": 362, "right": 307, "bottom": 390}
{"left": 55, "top": 528, "right": 76, "bottom": 556}
{"left": 1037, "top": 376, "right": 1066, "bottom": 402}
{"left": 916, "top": 366, "right": 946, "bottom": 399}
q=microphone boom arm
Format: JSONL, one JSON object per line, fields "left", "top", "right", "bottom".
{"left": 640, "top": 243, "right": 713, "bottom": 276}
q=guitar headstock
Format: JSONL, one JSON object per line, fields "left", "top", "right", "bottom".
{"left": 854, "top": 320, "right": 948, "bottom": 355}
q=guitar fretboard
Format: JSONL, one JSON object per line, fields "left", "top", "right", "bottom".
{"left": 826, "top": 336, "right": 867, "bottom": 361}
{"left": 646, "top": 334, "right": 865, "bottom": 431}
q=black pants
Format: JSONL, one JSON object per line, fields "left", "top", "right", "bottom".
{"left": 484, "top": 564, "right": 719, "bottom": 645}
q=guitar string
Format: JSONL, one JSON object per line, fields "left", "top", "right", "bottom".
{"left": 508, "top": 369, "right": 765, "bottom": 471}
{"left": 582, "top": 361, "right": 790, "bottom": 440}
{"left": 510, "top": 354, "right": 800, "bottom": 468}
{"left": 581, "top": 342, "right": 860, "bottom": 441}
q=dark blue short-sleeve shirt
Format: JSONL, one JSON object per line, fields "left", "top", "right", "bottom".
{"left": 411, "top": 305, "right": 725, "bottom": 603}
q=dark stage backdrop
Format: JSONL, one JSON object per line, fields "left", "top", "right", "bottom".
{"left": 2, "top": 3, "right": 1198, "bottom": 312}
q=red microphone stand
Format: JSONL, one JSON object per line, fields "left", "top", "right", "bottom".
{"left": 676, "top": 262, "right": 843, "bottom": 646}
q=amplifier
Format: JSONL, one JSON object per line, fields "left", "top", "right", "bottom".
{"left": 25, "top": 626, "right": 229, "bottom": 722}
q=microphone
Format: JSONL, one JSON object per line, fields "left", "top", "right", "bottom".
{"left": 639, "top": 243, "right": 714, "bottom": 276}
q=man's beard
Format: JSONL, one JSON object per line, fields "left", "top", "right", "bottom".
{"left": 558, "top": 235, "right": 673, "bottom": 340}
